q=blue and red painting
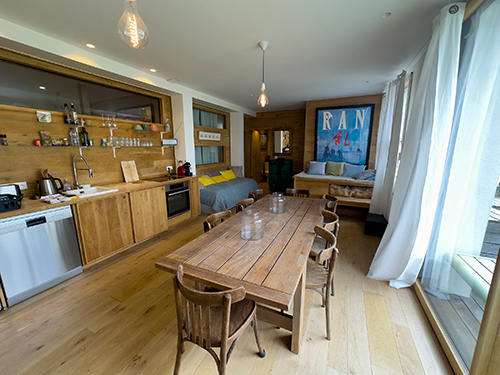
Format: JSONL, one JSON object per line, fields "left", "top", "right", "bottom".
{"left": 315, "top": 104, "right": 374, "bottom": 165}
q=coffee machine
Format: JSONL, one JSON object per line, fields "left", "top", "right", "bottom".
{"left": 183, "top": 162, "right": 192, "bottom": 177}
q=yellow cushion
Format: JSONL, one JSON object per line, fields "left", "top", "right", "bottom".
{"left": 220, "top": 170, "right": 237, "bottom": 180}
{"left": 212, "top": 175, "right": 228, "bottom": 183}
{"left": 199, "top": 175, "right": 216, "bottom": 186}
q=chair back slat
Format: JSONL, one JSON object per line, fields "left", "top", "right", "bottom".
{"left": 173, "top": 265, "right": 246, "bottom": 350}
{"left": 248, "top": 189, "right": 264, "bottom": 201}
{"left": 321, "top": 210, "right": 340, "bottom": 237}
{"left": 236, "top": 198, "right": 254, "bottom": 213}
{"left": 285, "top": 188, "right": 310, "bottom": 198}
{"left": 205, "top": 210, "right": 232, "bottom": 232}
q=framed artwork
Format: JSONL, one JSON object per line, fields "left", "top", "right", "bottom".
{"left": 116, "top": 105, "right": 153, "bottom": 122}
{"left": 315, "top": 104, "right": 375, "bottom": 166}
{"left": 260, "top": 133, "right": 268, "bottom": 149}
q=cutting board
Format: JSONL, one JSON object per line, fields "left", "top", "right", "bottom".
{"left": 121, "top": 161, "right": 140, "bottom": 182}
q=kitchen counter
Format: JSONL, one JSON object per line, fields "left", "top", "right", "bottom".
{"left": 0, "top": 176, "right": 197, "bottom": 220}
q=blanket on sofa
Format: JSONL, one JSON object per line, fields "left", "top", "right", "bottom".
{"left": 200, "top": 177, "right": 259, "bottom": 212}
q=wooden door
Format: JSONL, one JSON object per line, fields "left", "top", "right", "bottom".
{"left": 129, "top": 187, "right": 168, "bottom": 242}
{"left": 74, "top": 193, "right": 134, "bottom": 264}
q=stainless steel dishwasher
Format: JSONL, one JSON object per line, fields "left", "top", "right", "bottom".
{"left": 0, "top": 205, "right": 82, "bottom": 307}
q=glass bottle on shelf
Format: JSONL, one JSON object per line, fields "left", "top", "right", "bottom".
{"left": 80, "top": 127, "right": 89, "bottom": 146}
{"left": 70, "top": 103, "right": 78, "bottom": 125}
{"left": 69, "top": 127, "right": 79, "bottom": 146}
{"left": 63, "top": 103, "right": 71, "bottom": 124}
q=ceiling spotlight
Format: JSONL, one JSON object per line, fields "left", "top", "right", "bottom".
{"left": 86, "top": 43, "right": 96, "bottom": 49}
{"left": 149, "top": 68, "right": 156, "bottom": 72}
{"left": 380, "top": 12, "right": 392, "bottom": 19}
{"left": 257, "top": 41, "right": 269, "bottom": 108}
{"left": 39, "top": 86, "right": 46, "bottom": 90}
{"left": 118, "top": 0, "right": 150, "bottom": 49}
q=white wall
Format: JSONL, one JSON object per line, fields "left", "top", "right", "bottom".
{"left": 0, "top": 18, "right": 256, "bottom": 175}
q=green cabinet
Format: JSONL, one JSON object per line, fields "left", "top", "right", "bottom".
{"left": 268, "top": 159, "right": 293, "bottom": 192}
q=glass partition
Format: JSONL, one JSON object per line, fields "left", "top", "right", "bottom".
{"left": 0, "top": 59, "right": 161, "bottom": 122}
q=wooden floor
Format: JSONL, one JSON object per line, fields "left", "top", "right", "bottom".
{"left": 0, "top": 210, "right": 453, "bottom": 375}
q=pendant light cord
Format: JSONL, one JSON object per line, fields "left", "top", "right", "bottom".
{"left": 262, "top": 49, "right": 265, "bottom": 85}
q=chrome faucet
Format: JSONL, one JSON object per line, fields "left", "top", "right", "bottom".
{"left": 73, "top": 154, "right": 93, "bottom": 189}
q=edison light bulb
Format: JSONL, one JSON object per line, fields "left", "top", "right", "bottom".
{"left": 258, "top": 83, "right": 269, "bottom": 108}
{"left": 118, "top": 0, "right": 149, "bottom": 49}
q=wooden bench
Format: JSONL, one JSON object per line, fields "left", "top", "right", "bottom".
{"left": 293, "top": 175, "right": 373, "bottom": 208}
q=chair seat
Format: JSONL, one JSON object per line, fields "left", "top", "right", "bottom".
{"left": 202, "top": 299, "right": 255, "bottom": 347}
{"left": 306, "top": 257, "right": 328, "bottom": 288}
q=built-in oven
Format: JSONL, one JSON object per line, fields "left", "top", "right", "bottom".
{"left": 165, "top": 181, "right": 190, "bottom": 218}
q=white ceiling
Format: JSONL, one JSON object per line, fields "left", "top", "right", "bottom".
{"left": 0, "top": 0, "right": 450, "bottom": 112}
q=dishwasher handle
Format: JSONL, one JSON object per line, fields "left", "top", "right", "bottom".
{"left": 26, "top": 216, "right": 47, "bottom": 227}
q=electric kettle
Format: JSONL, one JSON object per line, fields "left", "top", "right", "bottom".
{"left": 37, "top": 169, "right": 63, "bottom": 196}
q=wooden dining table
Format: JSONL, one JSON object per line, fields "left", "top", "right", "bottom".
{"left": 155, "top": 196, "right": 324, "bottom": 354}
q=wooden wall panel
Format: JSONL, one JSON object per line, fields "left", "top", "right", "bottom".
{"left": 304, "top": 95, "right": 383, "bottom": 170}
{"left": 245, "top": 109, "right": 305, "bottom": 181}
{"left": 0, "top": 104, "right": 175, "bottom": 197}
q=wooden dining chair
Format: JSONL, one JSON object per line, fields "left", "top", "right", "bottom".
{"left": 310, "top": 210, "right": 340, "bottom": 262}
{"left": 306, "top": 226, "right": 338, "bottom": 340}
{"left": 236, "top": 198, "right": 254, "bottom": 213}
{"left": 204, "top": 210, "right": 232, "bottom": 232}
{"left": 285, "top": 188, "right": 310, "bottom": 198}
{"left": 248, "top": 188, "right": 264, "bottom": 201}
{"left": 322, "top": 194, "right": 338, "bottom": 213}
{"left": 173, "top": 265, "right": 265, "bottom": 375}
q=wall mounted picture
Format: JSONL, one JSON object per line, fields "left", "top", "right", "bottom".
{"left": 315, "top": 104, "right": 374, "bottom": 166}
{"left": 260, "top": 133, "right": 268, "bottom": 149}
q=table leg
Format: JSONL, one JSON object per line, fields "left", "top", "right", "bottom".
{"left": 291, "top": 271, "right": 305, "bottom": 354}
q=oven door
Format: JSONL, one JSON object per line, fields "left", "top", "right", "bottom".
{"left": 166, "top": 188, "right": 190, "bottom": 218}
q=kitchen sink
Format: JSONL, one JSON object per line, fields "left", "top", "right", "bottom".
{"left": 63, "top": 186, "right": 119, "bottom": 198}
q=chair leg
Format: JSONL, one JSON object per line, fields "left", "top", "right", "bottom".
{"left": 252, "top": 315, "right": 266, "bottom": 358}
{"left": 174, "top": 339, "right": 183, "bottom": 375}
{"left": 325, "top": 290, "right": 331, "bottom": 341}
{"left": 331, "top": 274, "right": 335, "bottom": 296}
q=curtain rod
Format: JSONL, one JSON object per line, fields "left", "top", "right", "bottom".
{"left": 464, "top": 0, "right": 485, "bottom": 21}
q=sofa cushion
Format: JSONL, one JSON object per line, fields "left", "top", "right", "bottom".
{"left": 229, "top": 166, "right": 243, "bottom": 178}
{"left": 220, "top": 170, "right": 237, "bottom": 181}
{"left": 309, "top": 161, "right": 326, "bottom": 175}
{"left": 353, "top": 169, "right": 376, "bottom": 180}
{"left": 212, "top": 175, "right": 228, "bottom": 183}
{"left": 326, "top": 162, "right": 345, "bottom": 176}
{"left": 199, "top": 175, "right": 216, "bottom": 186}
{"left": 343, "top": 163, "right": 366, "bottom": 177}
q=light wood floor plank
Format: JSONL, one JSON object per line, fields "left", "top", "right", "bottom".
{"left": 391, "top": 323, "right": 425, "bottom": 375}
{"left": 364, "top": 291, "right": 403, "bottom": 374}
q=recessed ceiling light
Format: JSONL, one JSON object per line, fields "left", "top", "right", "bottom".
{"left": 167, "top": 78, "right": 178, "bottom": 83}
{"left": 366, "top": 81, "right": 370, "bottom": 84}
{"left": 380, "top": 12, "right": 392, "bottom": 19}
{"left": 150, "top": 68, "right": 156, "bottom": 73}
{"left": 39, "top": 86, "right": 46, "bottom": 90}
{"left": 86, "top": 43, "right": 96, "bottom": 49}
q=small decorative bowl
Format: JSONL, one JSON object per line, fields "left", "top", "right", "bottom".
{"left": 133, "top": 124, "right": 143, "bottom": 130}
{"left": 150, "top": 125, "right": 158, "bottom": 131}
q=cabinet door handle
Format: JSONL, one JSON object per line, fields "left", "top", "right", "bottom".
{"left": 26, "top": 217, "right": 47, "bottom": 227}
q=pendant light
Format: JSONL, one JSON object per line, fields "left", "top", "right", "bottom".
{"left": 118, "top": 0, "right": 150, "bottom": 49}
{"left": 257, "top": 41, "right": 269, "bottom": 108}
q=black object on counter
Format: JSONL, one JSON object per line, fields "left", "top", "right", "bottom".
{"left": 0, "top": 184, "right": 23, "bottom": 213}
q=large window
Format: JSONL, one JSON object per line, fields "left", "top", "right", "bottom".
{"left": 193, "top": 108, "right": 226, "bottom": 129}
{"left": 0, "top": 59, "right": 161, "bottom": 122}
{"left": 195, "top": 146, "right": 224, "bottom": 165}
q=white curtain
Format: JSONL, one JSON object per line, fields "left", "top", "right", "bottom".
{"left": 367, "top": 3, "right": 465, "bottom": 287}
{"left": 370, "top": 71, "right": 406, "bottom": 219}
{"left": 421, "top": 0, "right": 500, "bottom": 294}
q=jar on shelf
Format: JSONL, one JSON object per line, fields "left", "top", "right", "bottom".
{"left": 241, "top": 209, "right": 264, "bottom": 240}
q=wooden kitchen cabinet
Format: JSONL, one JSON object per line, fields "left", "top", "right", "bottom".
{"left": 74, "top": 193, "right": 134, "bottom": 264}
{"left": 129, "top": 186, "right": 168, "bottom": 242}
